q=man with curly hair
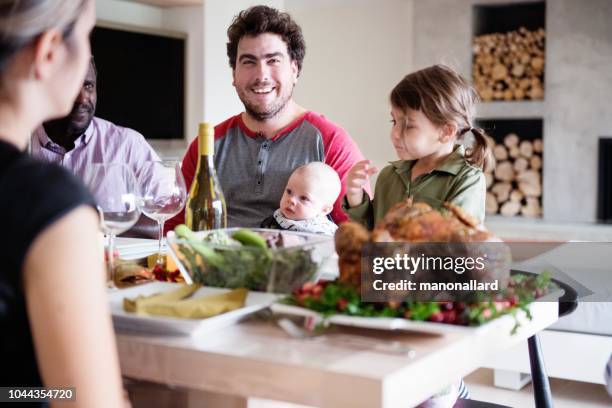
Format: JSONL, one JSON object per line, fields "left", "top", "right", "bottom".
{"left": 167, "top": 5, "right": 367, "bottom": 229}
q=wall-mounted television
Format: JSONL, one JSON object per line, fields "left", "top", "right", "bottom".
{"left": 90, "top": 23, "right": 185, "bottom": 140}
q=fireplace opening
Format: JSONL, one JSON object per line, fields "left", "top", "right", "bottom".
{"left": 476, "top": 118, "right": 543, "bottom": 217}
{"left": 472, "top": 1, "right": 546, "bottom": 101}
{"left": 597, "top": 137, "right": 612, "bottom": 222}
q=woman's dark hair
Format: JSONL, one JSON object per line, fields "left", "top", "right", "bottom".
{"left": 226, "top": 5, "right": 306, "bottom": 75}
{"left": 390, "top": 64, "right": 494, "bottom": 171}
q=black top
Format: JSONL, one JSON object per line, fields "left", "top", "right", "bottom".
{"left": 0, "top": 140, "right": 95, "bottom": 389}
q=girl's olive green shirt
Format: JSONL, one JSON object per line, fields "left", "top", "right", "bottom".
{"left": 343, "top": 145, "right": 486, "bottom": 230}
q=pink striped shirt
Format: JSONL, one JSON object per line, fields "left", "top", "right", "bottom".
{"left": 31, "top": 117, "right": 160, "bottom": 183}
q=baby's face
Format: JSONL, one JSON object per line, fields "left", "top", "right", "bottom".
{"left": 280, "top": 173, "right": 331, "bottom": 221}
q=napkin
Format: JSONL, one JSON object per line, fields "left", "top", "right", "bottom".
{"left": 123, "top": 285, "right": 249, "bottom": 319}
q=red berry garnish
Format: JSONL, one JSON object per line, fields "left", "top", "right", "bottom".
{"left": 443, "top": 310, "right": 457, "bottom": 324}
{"left": 428, "top": 311, "right": 444, "bottom": 323}
{"left": 311, "top": 284, "right": 323, "bottom": 296}
{"left": 302, "top": 281, "right": 316, "bottom": 293}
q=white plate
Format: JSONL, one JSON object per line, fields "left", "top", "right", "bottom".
{"left": 271, "top": 294, "right": 561, "bottom": 336}
{"left": 270, "top": 303, "right": 495, "bottom": 335}
{"left": 114, "top": 237, "right": 164, "bottom": 260}
{"left": 109, "top": 282, "right": 279, "bottom": 336}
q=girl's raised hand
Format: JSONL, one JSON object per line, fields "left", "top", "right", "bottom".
{"left": 346, "top": 160, "right": 378, "bottom": 207}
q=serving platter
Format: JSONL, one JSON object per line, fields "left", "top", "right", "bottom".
{"left": 109, "top": 282, "right": 279, "bottom": 336}
{"left": 271, "top": 291, "right": 563, "bottom": 336}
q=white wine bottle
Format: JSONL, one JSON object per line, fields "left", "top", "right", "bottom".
{"left": 185, "top": 122, "right": 227, "bottom": 231}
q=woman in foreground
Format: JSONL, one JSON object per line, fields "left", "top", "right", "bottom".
{"left": 0, "top": 1, "right": 126, "bottom": 406}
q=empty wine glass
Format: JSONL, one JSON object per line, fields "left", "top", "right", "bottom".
{"left": 137, "top": 160, "right": 187, "bottom": 265}
{"left": 85, "top": 163, "right": 141, "bottom": 288}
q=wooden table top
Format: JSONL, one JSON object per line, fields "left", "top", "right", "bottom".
{"left": 116, "top": 301, "right": 557, "bottom": 408}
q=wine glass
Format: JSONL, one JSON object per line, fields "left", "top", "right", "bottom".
{"left": 137, "top": 160, "right": 187, "bottom": 265}
{"left": 85, "top": 163, "right": 141, "bottom": 288}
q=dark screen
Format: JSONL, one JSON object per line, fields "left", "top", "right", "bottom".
{"left": 598, "top": 138, "right": 612, "bottom": 222}
{"left": 473, "top": 1, "right": 545, "bottom": 36}
{"left": 90, "top": 26, "right": 185, "bottom": 139}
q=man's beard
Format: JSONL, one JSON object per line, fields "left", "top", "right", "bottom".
{"left": 237, "top": 85, "right": 294, "bottom": 122}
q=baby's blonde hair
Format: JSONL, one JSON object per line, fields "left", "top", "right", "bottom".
{"left": 292, "top": 162, "right": 341, "bottom": 209}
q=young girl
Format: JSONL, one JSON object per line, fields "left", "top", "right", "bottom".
{"left": 344, "top": 64, "right": 493, "bottom": 406}
{"left": 344, "top": 64, "right": 492, "bottom": 230}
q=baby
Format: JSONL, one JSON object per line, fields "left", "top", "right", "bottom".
{"left": 261, "top": 162, "right": 341, "bottom": 235}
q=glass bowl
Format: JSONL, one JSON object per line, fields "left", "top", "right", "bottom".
{"left": 166, "top": 228, "right": 336, "bottom": 293}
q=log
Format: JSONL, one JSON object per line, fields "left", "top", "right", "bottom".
{"left": 531, "top": 56, "right": 544, "bottom": 72}
{"left": 486, "top": 192, "right": 499, "bottom": 214}
{"left": 533, "top": 138, "right": 543, "bottom": 153}
{"left": 493, "top": 144, "right": 508, "bottom": 161}
{"left": 479, "top": 87, "right": 494, "bottom": 101}
{"left": 517, "top": 169, "right": 542, "bottom": 197}
{"left": 504, "top": 133, "right": 519, "bottom": 148}
{"left": 514, "top": 157, "right": 529, "bottom": 172}
{"left": 510, "top": 189, "right": 524, "bottom": 202}
{"left": 492, "top": 64, "right": 508, "bottom": 81}
{"left": 508, "top": 145, "right": 520, "bottom": 159}
{"left": 519, "top": 140, "right": 534, "bottom": 158}
{"left": 521, "top": 197, "right": 542, "bottom": 217}
{"left": 494, "top": 161, "right": 514, "bottom": 182}
{"left": 492, "top": 182, "right": 512, "bottom": 202}
{"left": 518, "top": 78, "right": 531, "bottom": 90}
{"left": 530, "top": 155, "right": 542, "bottom": 170}
{"left": 519, "top": 182, "right": 542, "bottom": 197}
{"left": 511, "top": 63, "right": 525, "bottom": 77}
{"left": 528, "top": 84, "right": 544, "bottom": 99}
{"left": 516, "top": 169, "right": 540, "bottom": 184}
{"left": 514, "top": 88, "right": 526, "bottom": 100}
{"left": 500, "top": 200, "right": 521, "bottom": 217}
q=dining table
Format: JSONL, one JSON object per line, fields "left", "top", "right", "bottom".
{"left": 113, "top": 271, "right": 558, "bottom": 407}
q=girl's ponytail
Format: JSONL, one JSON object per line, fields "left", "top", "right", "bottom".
{"left": 466, "top": 127, "right": 494, "bottom": 172}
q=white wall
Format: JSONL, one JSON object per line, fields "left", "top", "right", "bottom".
{"left": 286, "top": 0, "right": 413, "bottom": 178}
{"left": 96, "top": 0, "right": 163, "bottom": 27}
{"left": 162, "top": 6, "right": 204, "bottom": 140}
{"left": 202, "top": 0, "right": 284, "bottom": 129}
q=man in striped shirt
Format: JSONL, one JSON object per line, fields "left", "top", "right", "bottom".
{"left": 31, "top": 58, "right": 160, "bottom": 237}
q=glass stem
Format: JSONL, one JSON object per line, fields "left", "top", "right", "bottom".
{"left": 157, "top": 220, "right": 164, "bottom": 266}
{"left": 108, "top": 232, "right": 116, "bottom": 288}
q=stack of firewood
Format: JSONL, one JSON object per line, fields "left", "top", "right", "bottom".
{"left": 485, "top": 133, "right": 543, "bottom": 217}
{"left": 473, "top": 27, "right": 545, "bottom": 101}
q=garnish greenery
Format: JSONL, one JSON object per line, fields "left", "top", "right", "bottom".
{"left": 284, "top": 271, "right": 555, "bottom": 334}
